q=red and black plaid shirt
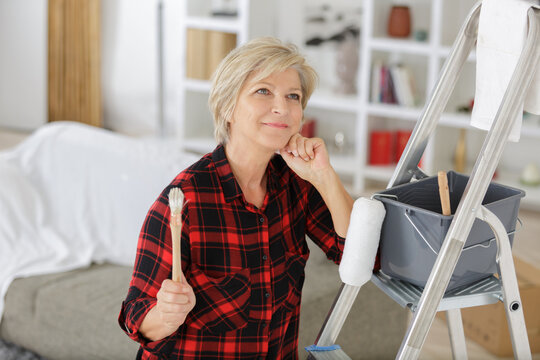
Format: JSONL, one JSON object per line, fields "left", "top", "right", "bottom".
{"left": 119, "top": 144, "right": 345, "bottom": 359}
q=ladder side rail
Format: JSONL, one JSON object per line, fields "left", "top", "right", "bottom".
{"left": 477, "top": 206, "right": 532, "bottom": 359}
{"left": 313, "top": 284, "right": 360, "bottom": 347}
{"left": 397, "top": 7, "right": 540, "bottom": 359}
{"left": 388, "top": 2, "right": 481, "bottom": 188}
{"left": 446, "top": 309, "right": 468, "bottom": 360}
{"left": 312, "top": 1, "right": 482, "bottom": 350}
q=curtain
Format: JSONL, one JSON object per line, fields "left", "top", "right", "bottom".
{"left": 48, "top": 0, "right": 102, "bottom": 127}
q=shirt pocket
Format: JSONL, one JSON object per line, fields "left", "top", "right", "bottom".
{"left": 282, "top": 251, "right": 308, "bottom": 313}
{"left": 185, "top": 264, "right": 251, "bottom": 335}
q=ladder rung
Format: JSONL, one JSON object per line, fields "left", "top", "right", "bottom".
{"left": 371, "top": 271, "right": 501, "bottom": 312}
{"left": 307, "top": 348, "right": 352, "bottom": 360}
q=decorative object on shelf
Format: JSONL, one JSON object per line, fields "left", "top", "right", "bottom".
{"left": 334, "top": 131, "right": 346, "bottom": 153}
{"left": 453, "top": 128, "right": 467, "bottom": 173}
{"left": 413, "top": 29, "right": 428, "bottom": 42}
{"left": 520, "top": 163, "right": 540, "bottom": 186}
{"left": 387, "top": 5, "right": 411, "bottom": 38}
{"left": 369, "top": 131, "right": 393, "bottom": 165}
{"left": 335, "top": 27, "right": 360, "bottom": 94}
{"left": 211, "top": 0, "right": 237, "bottom": 17}
{"left": 303, "top": 5, "right": 361, "bottom": 92}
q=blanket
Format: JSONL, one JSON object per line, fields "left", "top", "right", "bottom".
{"left": 0, "top": 122, "right": 199, "bottom": 319}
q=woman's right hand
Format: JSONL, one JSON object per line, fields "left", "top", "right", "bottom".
{"left": 155, "top": 276, "right": 196, "bottom": 331}
{"left": 139, "top": 273, "right": 196, "bottom": 341}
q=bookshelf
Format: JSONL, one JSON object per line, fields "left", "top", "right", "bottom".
{"left": 178, "top": 0, "right": 275, "bottom": 154}
{"left": 357, "top": 0, "right": 540, "bottom": 210}
{"left": 177, "top": 0, "right": 540, "bottom": 209}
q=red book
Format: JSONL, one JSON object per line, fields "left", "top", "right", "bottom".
{"left": 395, "top": 130, "right": 412, "bottom": 163}
{"left": 300, "top": 118, "right": 317, "bottom": 138}
{"left": 369, "top": 131, "right": 393, "bottom": 165}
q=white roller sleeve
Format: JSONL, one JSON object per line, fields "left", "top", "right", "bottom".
{"left": 339, "top": 197, "right": 386, "bottom": 287}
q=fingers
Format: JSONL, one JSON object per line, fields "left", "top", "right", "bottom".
{"left": 285, "top": 134, "right": 321, "bottom": 161}
{"left": 158, "top": 279, "right": 195, "bottom": 310}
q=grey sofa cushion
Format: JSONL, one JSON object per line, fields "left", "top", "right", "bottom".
{"left": 1, "top": 246, "right": 408, "bottom": 359}
{"left": 0, "top": 264, "right": 138, "bottom": 360}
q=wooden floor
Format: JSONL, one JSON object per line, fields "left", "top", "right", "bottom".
{"left": 1, "top": 127, "right": 539, "bottom": 359}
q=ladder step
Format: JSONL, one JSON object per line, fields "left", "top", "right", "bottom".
{"left": 371, "top": 271, "right": 501, "bottom": 312}
{"left": 306, "top": 347, "right": 352, "bottom": 360}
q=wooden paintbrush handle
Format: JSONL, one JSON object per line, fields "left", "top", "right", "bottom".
{"left": 438, "top": 171, "right": 451, "bottom": 216}
{"left": 170, "top": 214, "right": 182, "bottom": 283}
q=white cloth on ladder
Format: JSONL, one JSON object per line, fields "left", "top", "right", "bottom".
{"left": 339, "top": 197, "right": 386, "bottom": 287}
{"left": 471, "top": 0, "right": 540, "bottom": 142}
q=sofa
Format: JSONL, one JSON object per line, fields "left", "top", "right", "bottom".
{"left": 0, "top": 122, "right": 408, "bottom": 359}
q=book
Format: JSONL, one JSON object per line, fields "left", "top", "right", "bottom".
{"left": 371, "top": 60, "right": 382, "bottom": 103}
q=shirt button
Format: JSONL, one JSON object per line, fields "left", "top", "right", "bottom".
{"left": 259, "top": 217, "right": 264, "bottom": 223}
{"left": 261, "top": 322, "right": 267, "bottom": 328}
{"left": 265, "top": 292, "right": 271, "bottom": 298}
{"left": 262, "top": 254, "right": 268, "bottom": 261}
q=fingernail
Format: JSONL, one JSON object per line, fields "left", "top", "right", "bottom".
{"left": 293, "top": 150, "right": 298, "bottom": 156}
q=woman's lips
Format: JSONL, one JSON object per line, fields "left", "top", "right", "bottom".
{"left": 263, "top": 122, "right": 288, "bottom": 129}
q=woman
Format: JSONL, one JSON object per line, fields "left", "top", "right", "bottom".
{"left": 119, "top": 37, "right": 353, "bottom": 359}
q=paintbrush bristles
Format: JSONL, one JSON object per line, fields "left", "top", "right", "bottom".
{"left": 168, "top": 187, "right": 184, "bottom": 214}
{"left": 168, "top": 187, "right": 184, "bottom": 283}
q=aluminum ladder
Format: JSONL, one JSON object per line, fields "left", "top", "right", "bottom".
{"left": 307, "top": 3, "right": 540, "bottom": 359}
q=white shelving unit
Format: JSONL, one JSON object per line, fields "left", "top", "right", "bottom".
{"left": 357, "top": 0, "right": 540, "bottom": 210}
{"left": 177, "top": 0, "right": 540, "bottom": 209}
{"left": 178, "top": 0, "right": 275, "bottom": 155}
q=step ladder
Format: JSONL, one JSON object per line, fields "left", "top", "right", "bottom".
{"left": 307, "top": 3, "right": 540, "bottom": 359}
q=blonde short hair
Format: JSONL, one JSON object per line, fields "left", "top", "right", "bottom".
{"left": 208, "top": 37, "right": 318, "bottom": 144}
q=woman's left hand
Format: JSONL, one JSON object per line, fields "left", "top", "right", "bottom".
{"left": 279, "top": 133, "right": 333, "bottom": 186}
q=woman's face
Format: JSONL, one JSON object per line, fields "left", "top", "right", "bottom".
{"left": 228, "top": 68, "right": 303, "bottom": 152}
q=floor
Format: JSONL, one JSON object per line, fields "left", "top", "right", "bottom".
{"left": 1, "top": 126, "right": 539, "bottom": 359}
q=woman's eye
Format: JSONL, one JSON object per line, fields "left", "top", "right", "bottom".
{"left": 256, "top": 88, "right": 270, "bottom": 95}
{"left": 288, "top": 93, "right": 301, "bottom": 101}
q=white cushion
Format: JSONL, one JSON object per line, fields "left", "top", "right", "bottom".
{"left": 3, "top": 121, "right": 198, "bottom": 266}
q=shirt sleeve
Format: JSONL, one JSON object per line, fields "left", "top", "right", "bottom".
{"left": 304, "top": 183, "right": 345, "bottom": 264}
{"left": 118, "top": 186, "right": 190, "bottom": 357}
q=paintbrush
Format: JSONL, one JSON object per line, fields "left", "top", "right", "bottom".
{"left": 168, "top": 187, "right": 184, "bottom": 283}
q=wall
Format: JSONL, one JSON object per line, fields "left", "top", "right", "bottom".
{"left": 0, "top": 0, "right": 181, "bottom": 136}
{"left": 101, "top": 0, "right": 182, "bottom": 136}
{"left": 0, "top": 0, "right": 47, "bottom": 131}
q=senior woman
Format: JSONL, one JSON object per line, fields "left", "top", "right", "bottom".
{"left": 119, "top": 37, "right": 354, "bottom": 359}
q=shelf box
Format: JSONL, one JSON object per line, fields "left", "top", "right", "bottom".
{"left": 186, "top": 29, "right": 237, "bottom": 80}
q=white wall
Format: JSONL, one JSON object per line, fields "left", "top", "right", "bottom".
{"left": 0, "top": 0, "right": 47, "bottom": 131}
{"left": 101, "top": 0, "right": 182, "bottom": 136}
{"left": 0, "top": 0, "right": 182, "bottom": 136}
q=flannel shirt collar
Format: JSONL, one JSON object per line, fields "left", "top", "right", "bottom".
{"left": 212, "top": 144, "right": 281, "bottom": 203}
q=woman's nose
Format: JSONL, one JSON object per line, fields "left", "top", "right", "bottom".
{"left": 271, "top": 96, "right": 289, "bottom": 115}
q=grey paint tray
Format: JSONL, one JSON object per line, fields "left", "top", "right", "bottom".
{"left": 374, "top": 171, "right": 524, "bottom": 292}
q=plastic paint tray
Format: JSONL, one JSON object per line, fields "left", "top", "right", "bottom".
{"left": 375, "top": 171, "right": 524, "bottom": 292}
